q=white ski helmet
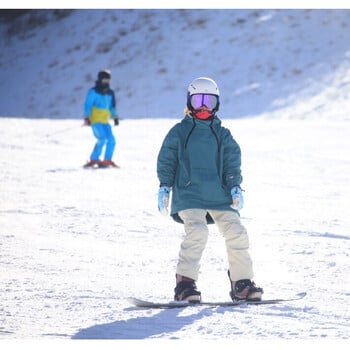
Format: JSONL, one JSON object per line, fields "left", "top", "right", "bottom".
{"left": 187, "top": 77, "right": 220, "bottom": 113}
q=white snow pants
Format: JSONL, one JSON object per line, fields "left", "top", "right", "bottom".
{"left": 177, "top": 209, "right": 254, "bottom": 282}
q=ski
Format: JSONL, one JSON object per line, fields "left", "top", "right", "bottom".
{"left": 83, "top": 163, "right": 120, "bottom": 169}
{"left": 128, "top": 292, "right": 306, "bottom": 309}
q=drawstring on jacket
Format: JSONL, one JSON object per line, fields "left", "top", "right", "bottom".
{"left": 184, "top": 117, "right": 196, "bottom": 149}
{"left": 209, "top": 119, "right": 220, "bottom": 152}
{"left": 184, "top": 117, "right": 220, "bottom": 152}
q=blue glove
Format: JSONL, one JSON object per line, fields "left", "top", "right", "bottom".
{"left": 231, "top": 186, "right": 244, "bottom": 211}
{"left": 158, "top": 185, "right": 170, "bottom": 216}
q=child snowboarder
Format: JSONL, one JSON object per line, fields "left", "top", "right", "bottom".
{"left": 157, "top": 77, "right": 263, "bottom": 302}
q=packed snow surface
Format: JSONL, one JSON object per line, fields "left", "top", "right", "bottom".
{"left": 0, "top": 8, "right": 349, "bottom": 348}
{"left": 0, "top": 117, "right": 349, "bottom": 342}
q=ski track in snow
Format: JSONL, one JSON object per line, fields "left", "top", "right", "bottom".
{"left": 0, "top": 117, "right": 349, "bottom": 343}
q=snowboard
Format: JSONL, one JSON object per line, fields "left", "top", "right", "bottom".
{"left": 128, "top": 292, "right": 306, "bottom": 309}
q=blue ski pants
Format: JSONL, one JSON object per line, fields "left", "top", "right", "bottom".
{"left": 90, "top": 123, "right": 116, "bottom": 161}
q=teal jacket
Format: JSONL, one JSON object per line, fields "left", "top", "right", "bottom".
{"left": 157, "top": 115, "right": 242, "bottom": 223}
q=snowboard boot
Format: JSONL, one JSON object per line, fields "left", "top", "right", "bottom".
{"left": 174, "top": 274, "right": 201, "bottom": 302}
{"left": 228, "top": 270, "right": 263, "bottom": 301}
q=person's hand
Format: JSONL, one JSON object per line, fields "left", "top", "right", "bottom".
{"left": 113, "top": 118, "right": 119, "bottom": 126}
{"left": 158, "top": 186, "right": 170, "bottom": 216}
{"left": 83, "top": 118, "right": 90, "bottom": 126}
{"left": 230, "top": 186, "right": 244, "bottom": 210}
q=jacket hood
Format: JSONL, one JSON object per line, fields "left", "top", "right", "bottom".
{"left": 182, "top": 114, "right": 221, "bottom": 150}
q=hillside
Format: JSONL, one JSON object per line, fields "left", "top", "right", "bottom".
{"left": 1, "top": 9, "right": 350, "bottom": 119}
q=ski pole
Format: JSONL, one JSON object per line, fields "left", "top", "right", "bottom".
{"left": 45, "top": 124, "right": 84, "bottom": 137}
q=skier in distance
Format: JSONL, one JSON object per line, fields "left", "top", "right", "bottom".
{"left": 83, "top": 69, "right": 119, "bottom": 168}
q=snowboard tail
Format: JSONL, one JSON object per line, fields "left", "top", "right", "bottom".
{"left": 128, "top": 292, "right": 306, "bottom": 309}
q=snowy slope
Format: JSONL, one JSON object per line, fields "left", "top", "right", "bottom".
{"left": 0, "top": 7, "right": 350, "bottom": 346}
{"left": 1, "top": 9, "right": 350, "bottom": 119}
{"left": 0, "top": 116, "right": 349, "bottom": 341}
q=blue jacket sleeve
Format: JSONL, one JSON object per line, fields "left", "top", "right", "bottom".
{"left": 84, "top": 89, "right": 95, "bottom": 117}
{"left": 110, "top": 90, "right": 117, "bottom": 117}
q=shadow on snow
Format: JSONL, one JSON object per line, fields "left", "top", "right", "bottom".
{"left": 72, "top": 307, "right": 214, "bottom": 339}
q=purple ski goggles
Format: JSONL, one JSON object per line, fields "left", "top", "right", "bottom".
{"left": 190, "top": 94, "right": 219, "bottom": 110}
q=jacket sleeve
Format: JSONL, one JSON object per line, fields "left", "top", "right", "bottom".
{"left": 157, "top": 127, "right": 179, "bottom": 187}
{"left": 84, "top": 89, "right": 95, "bottom": 117}
{"left": 222, "top": 129, "right": 243, "bottom": 188}
{"left": 110, "top": 90, "right": 117, "bottom": 117}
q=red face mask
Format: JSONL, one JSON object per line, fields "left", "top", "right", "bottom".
{"left": 193, "top": 110, "right": 213, "bottom": 120}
